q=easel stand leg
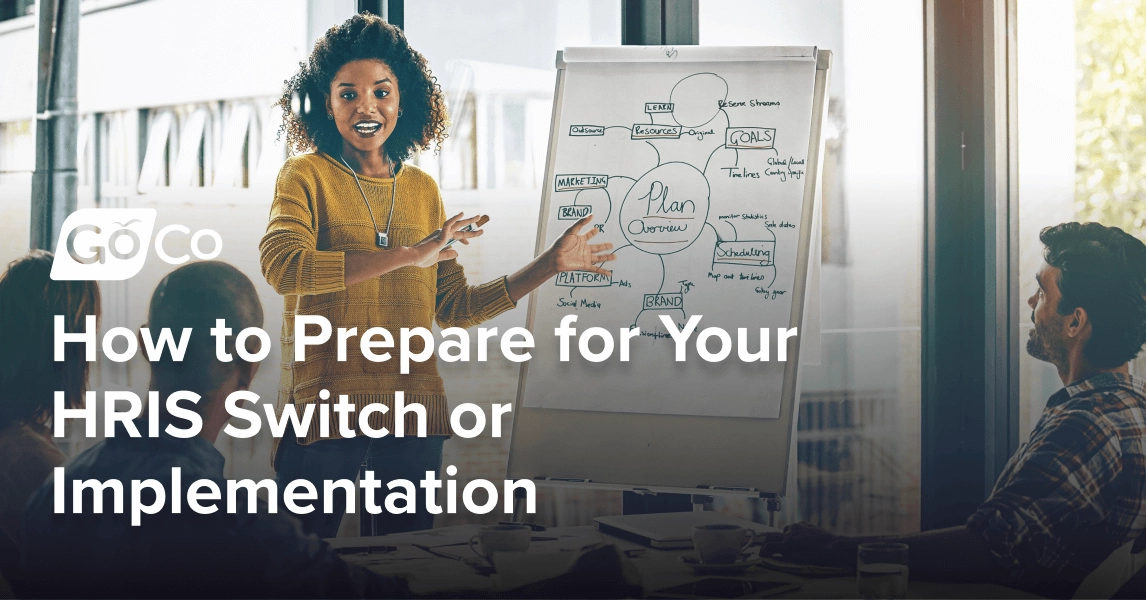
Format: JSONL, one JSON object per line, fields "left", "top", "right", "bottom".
{"left": 766, "top": 497, "right": 782, "bottom": 528}
{"left": 512, "top": 487, "right": 528, "bottom": 522}
{"left": 358, "top": 462, "right": 374, "bottom": 536}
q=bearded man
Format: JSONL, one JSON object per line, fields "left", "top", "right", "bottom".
{"left": 767, "top": 222, "right": 1146, "bottom": 598}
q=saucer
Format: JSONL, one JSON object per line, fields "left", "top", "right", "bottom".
{"left": 678, "top": 553, "right": 764, "bottom": 574}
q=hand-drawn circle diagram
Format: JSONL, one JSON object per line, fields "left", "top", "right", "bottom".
{"left": 669, "top": 73, "right": 728, "bottom": 127}
{"left": 620, "top": 162, "right": 711, "bottom": 255}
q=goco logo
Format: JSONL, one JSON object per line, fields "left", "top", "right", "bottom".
{"left": 50, "top": 209, "right": 222, "bottom": 281}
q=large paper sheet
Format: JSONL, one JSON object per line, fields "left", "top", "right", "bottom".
{"left": 523, "top": 52, "right": 818, "bottom": 419}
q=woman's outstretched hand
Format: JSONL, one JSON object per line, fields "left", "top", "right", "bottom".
{"left": 408, "top": 212, "right": 485, "bottom": 269}
{"left": 549, "top": 215, "right": 615, "bottom": 275}
{"left": 502, "top": 214, "right": 619, "bottom": 304}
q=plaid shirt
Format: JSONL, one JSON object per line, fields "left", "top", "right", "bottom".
{"left": 967, "top": 372, "right": 1146, "bottom": 583}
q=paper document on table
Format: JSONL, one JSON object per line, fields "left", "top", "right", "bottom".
{"left": 365, "top": 524, "right": 485, "bottom": 548}
{"left": 492, "top": 552, "right": 578, "bottom": 590}
{"left": 530, "top": 531, "right": 608, "bottom": 553}
{"left": 402, "top": 564, "right": 495, "bottom": 596}
{"left": 333, "top": 545, "right": 429, "bottom": 567}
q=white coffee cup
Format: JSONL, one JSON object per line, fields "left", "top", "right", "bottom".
{"left": 470, "top": 524, "right": 531, "bottom": 559}
{"left": 693, "top": 524, "right": 755, "bottom": 564}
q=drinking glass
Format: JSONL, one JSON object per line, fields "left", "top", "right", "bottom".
{"left": 856, "top": 542, "right": 909, "bottom": 599}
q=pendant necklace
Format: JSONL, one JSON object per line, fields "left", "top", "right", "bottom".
{"left": 338, "top": 153, "right": 397, "bottom": 248}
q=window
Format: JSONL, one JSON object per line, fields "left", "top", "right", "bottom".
{"left": 1017, "top": 0, "right": 1146, "bottom": 439}
{"left": 135, "top": 100, "right": 280, "bottom": 193}
{"left": 97, "top": 111, "right": 135, "bottom": 195}
{"left": 138, "top": 109, "right": 177, "bottom": 191}
{"left": 701, "top": 0, "right": 924, "bottom": 535}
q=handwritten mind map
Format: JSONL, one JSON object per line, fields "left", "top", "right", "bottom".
{"left": 526, "top": 57, "right": 818, "bottom": 419}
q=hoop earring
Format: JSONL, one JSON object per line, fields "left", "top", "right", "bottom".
{"left": 398, "top": 109, "right": 403, "bottom": 118}
{"left": 327, "top": 113, "right": 334, "bottom": 120}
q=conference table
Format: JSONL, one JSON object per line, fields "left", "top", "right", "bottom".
{"left": 332, "top": 524, "right": 1041, "bottom": 598}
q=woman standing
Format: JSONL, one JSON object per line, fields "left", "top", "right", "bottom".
{"left": 261, "top": 13, "right": 614, "bottom": 538}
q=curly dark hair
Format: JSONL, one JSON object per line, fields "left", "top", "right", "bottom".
{"left": 1041, "top": 222, "right": 1146, "bottom": 368}
{"left": 276, "top": 13, "right": 447, "bottom": 162}
{"left": 0, "top": 250, "right": 100, "bottom": 429}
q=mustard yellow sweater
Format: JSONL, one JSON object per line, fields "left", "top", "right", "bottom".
{"left": 260, "top": 152, "right": 516, "bottom": 444}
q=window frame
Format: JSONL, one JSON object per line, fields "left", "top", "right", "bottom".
{"left": 921, "top": 0, "right": 1021, "bottom": 530}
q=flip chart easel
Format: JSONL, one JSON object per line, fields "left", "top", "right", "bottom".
{"left": 506, "top": 46, "right": 833, "bottom": 522}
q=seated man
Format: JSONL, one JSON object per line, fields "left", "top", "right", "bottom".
{"left": 22, "top": 262, "right": 409, "bottom": 598}
{"left": 769, "top": 222, "right": 1146, "bottom": 596}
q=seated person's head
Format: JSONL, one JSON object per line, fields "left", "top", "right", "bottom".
{"left": 145, "top": 261, "right": 263, "bottom": 436}
{"left": 1028, "top": 222, "right": 1146, "bottom": 371}
{"left": 0, "top": 250, "right": 100, "bottom": 430}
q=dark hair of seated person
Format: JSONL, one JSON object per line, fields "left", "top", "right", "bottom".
{"left": 0, "top": 250, "right": 99, "bottom": 594}
{"left": 1039, "top": 222, "right": 1146, "bottom": 368}
{"left": 146, "top": 260, "right": 263, "bottom": 396}
{"left": 0, "top": 250, "right": 100, "bottom": 429}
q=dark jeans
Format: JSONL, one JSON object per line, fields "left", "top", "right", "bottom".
{"left": 275, "top": 435, "right": 445, "bottom": 539}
